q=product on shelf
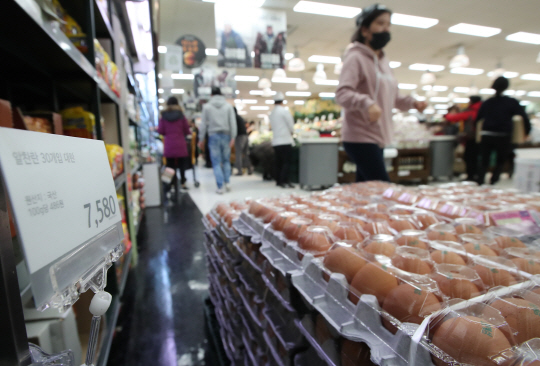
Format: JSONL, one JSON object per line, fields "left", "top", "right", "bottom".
{"left": 50, "top": 0, "right": 88, "bottom": 53}
{"left": 23, "top": 112, "right": 63, "bottom": 135}
{"left": 94, "top": 39, "right": 120, "bottom": 97}
{"left": 105, "top": 144, "right": 124, "bottom": 178}
{"left": 61, "top": 107, "right": 96, "bottom": 139}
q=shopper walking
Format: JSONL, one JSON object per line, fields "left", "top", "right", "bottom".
{"left": 270, "top": 92, "right": 295, "bottom": 188}
{"left": 233, "top": 107, "right": 253, "bottom": 176}
{"left": 475, "top": 77, "right": 531, "bottom": 185}
{"left": 157, "top": 97, "right": 192, "bottom": 199}
{"left": 444, "top": 96, "right": 482, "bottom": 181}
{"left": 336, "top": 4, "right": 427, "bottom": 182}
{"left": 198, "top": 86, "right": 237, "bottom": 194}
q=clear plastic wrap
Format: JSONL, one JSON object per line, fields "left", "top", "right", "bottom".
{"left": 323, "top": 241, "right": 368, "bottom": 283}
{"left": 362, "top": 219, "right": 397, "bottom": 236}
{"left": 469, "top": 255, "right": 523, "bottom": 289}
{"left": 396, "top": 230, "right": 429, "bottom": 250}
{"left": 431, "top": 263, "right": 486, "bottom": 300}
{"left": 501, "top": 247, "right": 540, "bottom": 275}
{"left": 453, "top": 217, "right": 484, "bottom": 235}
{"left": 391, "top": 246, "right": 434, "bottom": 275}
{"left": 425, "top": 223, "right": 459, "bottom": 242}
{"left": 331, "top": 221, "right": 367, "bottom": 242}
{"left": 314, "top": 214, "right": 342, "bottom": 231}
{"left": 282, "top": 217, "right": 313, "bottom": 241}
{"left": 297, "top": 226, "right": 337, "bottom": 259}
{"left": 460, "top": 233, "right": 501, "bottom": 256}
{"left": 389, "top": 214, "right": 420, "bottom": 232}
{"left": 271, "top": 211, "right": 299, "bottom": 232}
{"left": 360, "top": 234, "right": 398, "bottom": 257}
{"left": 429, "top": 241, "right": 468, "bottom": 266}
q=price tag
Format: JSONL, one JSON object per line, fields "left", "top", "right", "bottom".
{"left": 0, "top": 128, "right": 122, "bottom": 275}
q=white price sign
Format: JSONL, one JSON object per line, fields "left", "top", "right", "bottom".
{"left": 0, "top": 128, "right": 122, "bottom": 275}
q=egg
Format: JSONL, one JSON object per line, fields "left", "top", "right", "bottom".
{"left": 431, "top": 316, "right": 512, "bottom": 366}
{"left": 332, "top": 222, "right": 365, "bottom": 241}
{"left": 431, "top": 250, "right": 466, "bottom": 266}
{"left": 350, "top": 263, "right": 398, "bottom": 305}
{"left": 314, "top": 314, "right": 332, "bottom": 344}
{"left": 363, "top": 221, "right": 394, "bottom": 236}
{"left": 224, "top": 211, "right": 239, "bottom": 228}
{"left": 427, "top": 231, "right": 459, "bottom": 242}
{"left": 323, "top": 245, "right": 367, "bottom": 283}
{"left": 512, "top": 258, "right": 540, "bottom": 274}
{"left": 455, "top": 224, "right": 483, "bottom": 235}
{"left": 271, "top": 211, "right": 298, "bottom": 232}
{"left": 415, "top": 214, "right": 440, "bottom": 229}
{"left": 364, "top": 241, "right": 396, "bottom": 257}
{"left": 261, "top": 206, "right": 285, "bottom": 224}
{"left": 289, "top": 204, "right": 309, "bottom": 215}
{"left": 490, "top": 298, "right": 540, "bottom": 344}
{"left": 390, "top": 219, "right": 417, "bottom": 232}
{"left": 463, "top": 243, "right": 498, "bottom": 257}
{"left": 297, "top": 226, "right": 335, "bottom": 254}
{"left": 282, "top": 217, "right": 313, "bottom": 241}
{"left": 341, "top": 339, "right": 376, "bottom": 366}
{"left": 303, "top": 208, "right": 322, "bottom": 220}
{"left": 472, "top": 265, "right": 517, "bottom": 288}
{"left": 432, "top": 273, "right": 481, "bottom": 300}
{"left": 494, "top": 236, "right": 527, "bottom": 250}
{"left": 392, "top": 254, "right": 432, "bottom": 275}
{"left": 382, "top": 284, "right": 441, "bottom": 334}
{"left": 396, "top": 231, "right": 429, "bottom": 250}
{"left": 315, "top": 214, "right": 341, "bottom": 231}
{"left": 352, "top": 207, "right": 369, "bottom": 216}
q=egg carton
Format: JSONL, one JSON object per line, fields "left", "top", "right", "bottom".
{"left": 291, "top": 257, "right": 432, "bottom": 366}
{"left": 234, "top": 241, "right": 263, "bottom": 273}
{"left": 241, "top": 331, "right": 268, "bottom": 366}
{"left": 260, "top": 261, "right": 296, "bottom": 313}
{"left": 260, "top": 225, "right": 312, "bottom": 269}
{"left": 485, "top": 225, "right": 540, "bottom": 245}
{"left": 262, "top": 330, "right": 290, "bottom": 366}
{"left": 233, "top": 216, "right": 262, "bottom": 239}
{"left": 216, "top": 218, "right": 240, "bottom": 243}
{"left": 294, "top": 316, "right": 339, "bottom": 366}
{"left": 239, "top": 310, "right": 266, "bottom": 348}
{"left": 219, "top": 327, "right": 244, "bottom": 366}
{"left": 235, "top": 260, "right": 266, "bottom": 297}
{"left": 237, "top": 282, "right": 266, "bottom": 329}
{"left": 237, "top": 211, "right": 268, "bottom": 236}
{"left": 293, "top": 346, "right": 330, "bottom": 366}
{"left": 262, "top": 305, "right": 306, "bottom": 354}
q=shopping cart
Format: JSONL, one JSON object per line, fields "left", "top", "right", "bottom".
{"left": 186, "top": 133, "right": 200, "bottom": 188}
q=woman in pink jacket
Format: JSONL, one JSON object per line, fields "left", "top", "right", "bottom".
{"left": 157, "top": 97, "right": 192, "bottom": 196}
{"left": 336, "top": 4, "right": 426, "bottom": 182}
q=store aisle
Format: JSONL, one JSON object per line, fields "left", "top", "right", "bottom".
{"left": 187, "top": 164, "right": 304, "bottom": 214}
{"left": 108, "top": 193, "right": 209, "bottom": 366}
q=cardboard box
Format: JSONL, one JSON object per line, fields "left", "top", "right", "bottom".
{"left": 24, "top": 112, "right": 63, "bottom": 135}
{"left": 0, "top": 99, "right": 13, "bottom": 128}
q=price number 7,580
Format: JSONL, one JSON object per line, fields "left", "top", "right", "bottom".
{"left": 83, "top": 196, "right": 117, "bottom": 228}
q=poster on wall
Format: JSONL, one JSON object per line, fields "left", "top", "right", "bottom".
{"left": 164, "top": 45, "right": 183, "bottom": 73}
{"left": 175, "top": 35, "right": 207, "bottom": 69}
{"left": 192, "top": 66, "right": 237, "bottom": 100}
{"left": 214, "top": 4, "right": 287, "bottom": 69}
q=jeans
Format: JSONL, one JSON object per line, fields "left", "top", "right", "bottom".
{"left": 343, "top": 142, "right": 389, "bottom": 182}
{"left": 208, "top": 133, "right": 232, "bottom": 189}
{"left": 477, "top": 134, "right": 512, "bottom": 185}
{"left": 235, "top": 134, "right": 252, "bottom": 171}
{"left": 273, "top": 144, "right": 293, "bottom": 185}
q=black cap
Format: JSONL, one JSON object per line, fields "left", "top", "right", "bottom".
{"left": 211, "top": 86, "right": 222, "bottom": 96}
{"left": 491, "top": 76, "right": 509, "bottom": 93}
{"left": 355, "top": 4, "right": 392, "bottom": 28}
{"left": 167, "top": 96, "right": 179, "bottom": 106}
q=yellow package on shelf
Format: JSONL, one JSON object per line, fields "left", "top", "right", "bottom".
{"left": 61, "top": 107, "right": 96, "bottom": 139}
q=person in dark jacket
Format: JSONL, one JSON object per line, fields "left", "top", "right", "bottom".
{"left": 445, "top": 96, "right": 482, "bottom": 181}
{"left": 157, "top": 97, "right": 192, "bottom": 196}
{"left": 233, "top": 107, "right": 253, "bottom": 176}
{"left": 475, "top": 77, "right": 531, "bottom": 185}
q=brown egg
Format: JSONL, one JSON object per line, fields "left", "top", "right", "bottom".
{"left": 511, "top": 258, "right": 540, "bottom": 275}
{"left": 392, "top": 254, "right": 432, "bottom": 275}
{"left": 224, "top": 211, "right": 239, "bottom": 228}
{"left": 323, "top": 245, "right": 367, "bottom": 283}
{"left": 390, "top": 219, "right": 417, "bottom": 232}
{"left": 396, "top": 230, "right": 429, "bottom": 250}
{"left": 369, "top": 212, "right": 390, "bottom": 221}
{"left": 282, "top": 217, "right": 313, "bottom": 241}
{"left": 350, "top": 263, "right": 398, "bottom": 305}
{"left": 261, "top": 206, "right": 285, "bottom": 224}
{"left": 472, "top": 265, "right": 517, "bottom": 288}
{"left": 303, "top": 208, "right": 322, "bottom": 221}
{"left": 289, "top": 204, "right": 310, "bottom": 215}
{"left": 248, "top": 200, "right": 266, "bottom": 217}
{"left": 315, "top": 314, "right": 332, "bottom": 344}
{"left": 490, "top": 298, "right": 540, "bottom": 344}
{"left": 215, "top": 203, "right": 230, "bottom": 217}
{"left": 382, "top": 284, "right": 441, "bottom": 333}
{"left": 297, "top": 226, "right": 335, "bottom": 253}
{"left": 495, "top": 236, "right": 527, "bottom": 250}
{"left": 432, "top": 273, "right": 481, "bottom": 300}
{"left": 352, "top": 207, "right": 369, "bottom": 217}
{"left": 341, "top": 339, "right": 376, "bottom": 366}
{"left": 427, "top": 231, "right": 459, "bottom": 242}
{"left": 332, "top": 222, "right": 365, "bottom": 241}
{"left": 431, "top": 250, "right": 466, "bottom": 266}
{"left": 431, "top": 316, "right": 512, "bottom": 366}
{"left": 454, "top": 218, "right": 483, "bottom": 235}
{"left": 271, "top": 211, "right": 298, "bottom": 232}
{"left": 464, "top": 243, "right": 498, "bottom": 257}
{"left": 315, "top": 214, "right": 341, "bottom": 231}
{"left": 415, "top": 214, "right": 440, "bottom": 230}
{"left": 363, "top": 221, "right": 394, "bottom": 236}
{"left": 364, "top": 241, "right": 396, "bottom": 257}
{"left": 533, "top": 288, "right": 540, "bottom": 296}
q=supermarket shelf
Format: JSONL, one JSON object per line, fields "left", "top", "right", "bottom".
{"left": 114, "top": 172, "right": 126, "bottom": 191}
{"left": 96, "top": 295, "right": 121, "bottom": 366}
{"left": 93, "top": 0, "right": 114, "bottom": 40}
{"left": 135, "top": 211, "right": 144, "bottom": 235}
{"left": 129, "top": 117, "right": 140, "bottom": 126}
{"left": 130, "top": 163, "right": 142, "bottom": 176}
{"left": 97, "top": 77, "right": 120, "bottom": 105}
{"left": 118, "top": 249, "right": 132, "bottom": 296}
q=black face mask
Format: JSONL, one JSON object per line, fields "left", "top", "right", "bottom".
{"left": 369, "top": 31, "right": 391, "bottom": 50}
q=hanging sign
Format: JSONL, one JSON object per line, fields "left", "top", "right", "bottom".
{"left": 164, "top": 44, "right": 184, "bottom": 73}
{"left": 0, "top": 128, "right": 123, "bottom": 308}
{"left": 176, "top": 35, "right": 207, "bottom": 69}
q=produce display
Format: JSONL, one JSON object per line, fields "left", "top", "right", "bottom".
{"left": 203, "top": 181, "right": 540, "bottom": 366}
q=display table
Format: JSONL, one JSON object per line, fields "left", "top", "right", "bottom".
{"left": 388, "top": 147, "right": 431, "bottom": 184}
{"left": 298, "top": 138, "right": 339, "bottom": 190}
{"left": 514, "top": 148, "right": 540, "bottom": 192}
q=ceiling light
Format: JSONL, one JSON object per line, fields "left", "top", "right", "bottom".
{"left": 158, "top": 88, "right": 164, "bottom": 93}
{"left": 480, "top": 88, "right": 495, "bottom": 95}
{"left": 308, "top": 55, "right": 342, "bottom": 64}
{"left": 503, "top": 90, "right": 516, "bottom": 96}
{"left": 265, "top": 100, "right": 275, "bottom": 104}
{"left": 241, "top": 99, "right": 257, "bottom": 104}
{"left": 286, "top": 91, "right": 312, "bottom": 97}
{"left": 293, "top": 1, "right": 361, "bottom": 18}
{"left": 315, "top": 79, "right": 339, "bottom": 86}
{"left": 425, "top": 90, "right": 438, "bottom": 97}
{"left": 261, "top": 88, "right": 273, "bottom": 97}
{"left": 319, "top": 92, "right": 335, "bottom": 98}
{"left": 430, "top": 97, "right": 449, "bottom": 102}
{"left": 236, "top": 75, "right": 260, "bottom": 82}
{"left": 158, "top": 46, "right": 167, "bottom": 53}
{"left": 528, "top": 91, "right": 540, "bottom": 97}
{"left": 415, "top": 96, "right": 426, "bottom": 101}
{"left": 487, "top": 71, "right": 519, "bottom": 79}
{"left": 516, "top": 90, "right": 527, "bottom": 96}
{"left": 506, "top": 32, "right": 540, "bottom": 45}
{"left": 257, "top": 114, "right": 268, "bottom": 118}
{"left": 423, "top": 85, "right": 448, "bottom": 92}
{"left": 450, "top": 46, "right": 470, "bottom": 69}
{"left": 159, "top": 106, "right": 164, "bottom": 110}
{"left": 272, "top": 77, "right": 301, "bottom": 84}
{"left": 158, "top": 98, "right": 165, "bottom": 103}
{"left": 389, "top": 61, "right": 401, "bottom": 69}
{"left": 234, "top": 99, "right": 241, "bottom": 103}
{"left": 437, "top": 110, "right": 448, "bottom": 114}
{"left": 334, "top": 62, "right": 343, "bottom": 75}
{"left": 448, "top": 23, "right": 501, "bottom": 37}
{"left": 172, "top": 73, "right": 194, "bottom": 80}
{"left": 409, "top": 63, "right": 445, "bottom": 72}
{"left": 171, "top": 89, "right": 184, "bottom": 94}
{"left": 313, "top": 64, "right": 327, "bottom": 82}
{"left": 285, "top": 53, "right": 294, "bottom": 60}
{"left": 258, "top": 78, "right": 272, "bottom": 88}
{"left": 408, "top": 109, "right": 418, "bottom": 113}
{"left": 202, "top": 0, "right": 265, "bottom": 6}
{"left": 453, "top": 97, "right": 470, "bottom": 103}
{"left": 450, "top": 67, "right": 484, "bottom": 75}
{"left": 236, "top": 90, "right": 240, "bottom": 94}
{"left": 420, "top": 72, "right": 436, "bottom": 85}
{"left": 205, "top": 48, "right": 219, "bottom": 56}
{"left": 272, "top": 68, "right": 287, "bottom": 79}
{"left": 296, "top": 80, "right": 310, "bottom": 91}
{"left": 250, "top": 106, "right": 270, "bottom": 110}
{"left": 251, "top": 51, "right": 255, "bottom": 58}
{"left": 392, "top": 108, "right": 400, "bottom": 113}
{"left": 288, "top": 57, "right": 306, "bottom": 72}
{"left": 391, "top": 13, "right": 439, "bottom": 28}
{"left": 521, "top": 74, "right": 540, "bottom": 81}
{"left": 238, "top": 111, "right": 247, "bottom": 115}
{"left": 434, "top": 104, "right": 449, "bottom": 109}
{"left": 294, "top": 100, "right": 305, "bottom": 105}
{"left": 454, "top": 87, "right": 470, "bottom": 93}
{"left": 250, "top": 90, "right": 276, "bottom": 96}
{"left": 398, "top": 83, "right": 417, "bottom": 90}
{"left": 520, "top": 100, "right": 531, "bottom": 106}
{"left": 424, "top": 109, "right": 435, "bottom": 114}
{"left": 158, "top": 73, "right": 162, "bottom": 79}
